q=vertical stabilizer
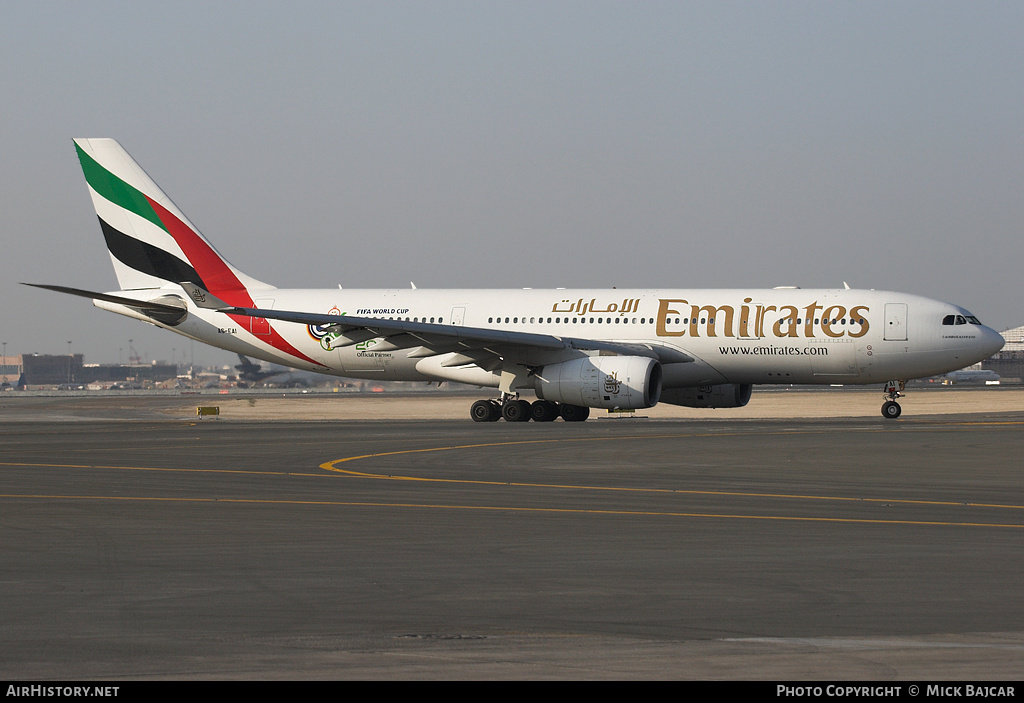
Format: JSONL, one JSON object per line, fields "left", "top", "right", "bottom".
{"left": 74, "top": 138, "right": 272, "bottom": 298}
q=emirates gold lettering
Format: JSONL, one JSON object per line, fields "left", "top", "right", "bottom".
{"left": 739, "top": 298, "right": 753, "bottom": 337}
{"left": 848, "top": 305, "right": 870, "bottom": 338}
{"left": 656, "top": 299, "right": 687, "bottom": 337}
{"left": 652, "top": 298, "right": 872, "bottom": 339}
{"left": 821, "top": 305, "right": 846, "bottom": 338}
{"left": 757, "top": 305, "right": 775, "bottom": 338}
{"left": 802, "top": 302, "right": 822, "bottom": 337}
{"left": 690, "top": 305, "right": 735, "bottom": 338}
{"left": 773, "top": 305, "right": 800, "bottom": 338}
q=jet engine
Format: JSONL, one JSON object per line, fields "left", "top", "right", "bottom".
{"left": 534, "top": 356, "right": 662, "bottom": 409}
{"left": 659, "top": 383, "right": 752, "bottom": 408}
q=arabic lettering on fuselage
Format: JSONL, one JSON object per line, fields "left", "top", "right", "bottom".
{"left": 551, "top": 298, "right": 640, "bottom": 316}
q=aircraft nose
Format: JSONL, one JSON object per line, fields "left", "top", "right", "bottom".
{"left": 980, "top": 326, "right": 1005, "bottom": 358}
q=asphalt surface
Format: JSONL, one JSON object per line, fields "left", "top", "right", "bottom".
{"left": 2, "top": 397, "right": 1024, "bottom": 679}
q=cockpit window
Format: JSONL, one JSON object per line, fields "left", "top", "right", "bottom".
{"left": 943, "top": 313, "right": 983, "bottom": 326}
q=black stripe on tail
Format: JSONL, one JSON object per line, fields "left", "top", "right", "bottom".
{"left": 98, "top": 217, "right": 205, "bottom": 289}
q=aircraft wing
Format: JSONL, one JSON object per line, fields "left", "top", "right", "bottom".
{"left": 223, "top": 305, "right": 693, "bottom": 367}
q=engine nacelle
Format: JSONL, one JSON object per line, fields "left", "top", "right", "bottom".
{"left": 535, "top": 356, "right": 662, "bottom": 409}
{"left": 659, "top": 383, "right": 752, "bottom": 409}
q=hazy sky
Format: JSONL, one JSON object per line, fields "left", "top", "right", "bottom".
{"left": 2, "top": 1, "right": 1021, "bottom": 366}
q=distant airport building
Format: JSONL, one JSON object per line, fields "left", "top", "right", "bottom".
{"left": 0, "top": 355, "right": 24, "bottom": 386}
{"left": 9, "top": 354, "right": 177, "bottom": 387}
{"left": 79, "top": 362, "right": 178, "bottom": 384}
{"left": 982, "top": 325, "right": 1024, "bottom": 382}
{"left": 21, "top": 354, "right": 84, "bottom": 385}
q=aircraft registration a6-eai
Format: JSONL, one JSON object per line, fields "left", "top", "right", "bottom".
{"left": 30, "top": 138, "right": 1005, "bottom": 422}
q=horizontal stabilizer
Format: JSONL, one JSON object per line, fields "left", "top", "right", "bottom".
{"left": 23, "top": 283, "right": 187, "bottom": 314}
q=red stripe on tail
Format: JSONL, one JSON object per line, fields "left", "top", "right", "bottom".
{"left": 145, "top": 196, "right": 325, "bottom": 367}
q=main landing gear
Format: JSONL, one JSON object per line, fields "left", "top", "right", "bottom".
{"left": 881, "top": 380, "right": 905, "bottom": 419}
{"left": 470, "top": 394, "right": 590, "bottom": 423}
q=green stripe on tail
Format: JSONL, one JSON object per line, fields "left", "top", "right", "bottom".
{"left": 74, "top": 142, "right": 166, "bottom": 232}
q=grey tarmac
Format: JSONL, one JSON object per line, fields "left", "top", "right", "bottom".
{"left": 1, "top": 390, "right": 1023, "bottom": 679}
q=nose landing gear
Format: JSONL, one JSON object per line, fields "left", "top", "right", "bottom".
{"left": 881, "top": 380, "right": 905, "bottom": 419}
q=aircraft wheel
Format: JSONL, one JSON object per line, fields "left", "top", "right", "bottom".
{"left": 530, "top": 400, "right": 559, "bottom": 422}
{"left": 502, "top": 399, "right": 532, "bottom": 422}
{"left": 471, "top": 400, "right": 495, "bottom": 422}
{"left": 881, "top": 401, "right": 902, "bottom": 419}
{"left": 559, "top": 404, "right": 590, "bottom": 422}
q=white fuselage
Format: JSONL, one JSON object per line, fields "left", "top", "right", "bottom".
{"left": 98, "top": 286, "right": 1005, "bottom": 392}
